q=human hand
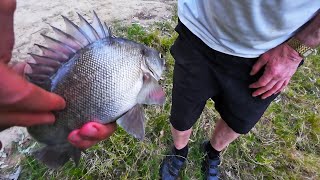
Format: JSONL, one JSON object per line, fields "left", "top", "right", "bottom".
{"left": 0, "top": 0, "right": 115, "bottom": 150}
{"left": 0, "top": 0, "right": 66, "bottom": 130}
{"left": 249, "top": 43, "right": 302, "bottom": 99}
{"left": 68, "top": 122, "right": 117, "bottom": 149}
{"left": 0, "top": 63, "right": 67, "bottom": 130}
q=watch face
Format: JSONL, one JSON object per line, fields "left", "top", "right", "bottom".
{"left": 302, "top": 50, "right": 313, "bottom": 57}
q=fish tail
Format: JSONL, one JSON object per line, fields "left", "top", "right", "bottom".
{"left": 32, "top": 143, "right": 81, "bottom": 169}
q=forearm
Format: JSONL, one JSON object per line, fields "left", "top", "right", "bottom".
{"left": 294, "top": 11, "right": 320, "bottom": 48}
{"left": 0, "top": 0, "right": 16, "bottom": 64}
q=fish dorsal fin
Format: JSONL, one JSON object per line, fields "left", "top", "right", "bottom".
{"left": 35, "top": 44, "right": 69, "bottom": 62}
{"left": 41, "top": 34, "right": 76, "bottom": 57}
{"left": 104, "top": 22, "right": 112, "bottom": 37}
{"left": 27, "top": 11, "right": 113, "bottom": 91}
{"left": 50, "top": 25, "right": 84, "bottom": 50}
{"left": 62, "top": 15, "right": 93, "bottom": 46}
{"left": 77, "top": 13, "right": 100, "bottom": 41}
{"left": 27, "top": 63, "right": 56, "bottom": 76}
{"left": 91, "top": 11, "right": 112, "bottom": 38}
{"left": 92, "top": 10, "right": 107, "bottom": 39}
{"left": 28, "top": 53, "right": 61, "bottom": 68}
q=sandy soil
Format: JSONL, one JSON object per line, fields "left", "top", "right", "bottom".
{"left": 1, "top": 0, "right": 176, "bottom": 176}
{"left": 12, "top": 0, "right": 176, "bottom": 62}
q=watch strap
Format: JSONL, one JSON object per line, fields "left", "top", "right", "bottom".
{"left": 287, "top": 38, "right": 314, "bottom": 58}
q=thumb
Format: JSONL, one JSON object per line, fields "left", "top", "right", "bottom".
{"left": 10, "top": 61, "right": 27, "bottom": 76}
{"left": 250, "top": 57, "right": 268, "bottom": 76}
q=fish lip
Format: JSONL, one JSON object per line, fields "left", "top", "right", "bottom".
{"left": 150, "top": 72, "right": 160, "bottom": 81}
{"left": 146, "top": 65, "right": 161, "bottom": 81}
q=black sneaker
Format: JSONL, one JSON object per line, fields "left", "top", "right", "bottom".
{"left": 160, "top": 149, "right": 186, "bottom": 180}
{"left": 201, "top": 141, "right": 221, "bottom": 180}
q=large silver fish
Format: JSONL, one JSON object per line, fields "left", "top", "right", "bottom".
{"left": 26, "top": 11, "right": 166, "bottom": 169}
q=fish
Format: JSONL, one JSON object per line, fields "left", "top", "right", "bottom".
{"left": 25, "top": 11, "right": 166, "bottom": 169}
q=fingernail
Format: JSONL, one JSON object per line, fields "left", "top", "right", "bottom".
{"left": 69, "top": 131, "right": 80, "bottom": 143}
{"left": 80, "top": 123, "right": 98, "bottom": 138}
{"left": 87, "top": 126, "right": 98, "bottom": 136}
{"left": 51, "top": 94, "right": 66, "bottom": 110}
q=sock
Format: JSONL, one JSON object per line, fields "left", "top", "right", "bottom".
{"left": 174, "top": 145, "right": 188, "bottom": 161}
{"left": 205, "top": 141, "right": 221, "bottom": 159}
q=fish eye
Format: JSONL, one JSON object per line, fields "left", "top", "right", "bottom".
{"left": 159, "top": 53, "right": 164, "bottom": 59}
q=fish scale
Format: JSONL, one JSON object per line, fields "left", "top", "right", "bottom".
{"left": 50, "top": 42, "right": 142, "bottom": 130}
{"left": 26, "top": 11, "right": 165, "bottom": 168}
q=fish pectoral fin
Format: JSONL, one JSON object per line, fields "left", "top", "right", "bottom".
{"left": 116, "top": 105, "right": 145, "bottom": 140}
{"left": 136, "top": 73, "right": 166, "bottom": 105}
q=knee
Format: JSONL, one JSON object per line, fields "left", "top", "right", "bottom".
{"left": 171, "top": 126, "right": 192, "bottom": 137}
{"left": 176, "top": 130, "right": 191, "bottom": 137}
{"left": 0, "top": 0, "right": 16, "bottom": 15}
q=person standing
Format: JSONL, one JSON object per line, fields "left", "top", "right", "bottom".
{"left": 160, "top": 1, "right": 320, "bottom": 179}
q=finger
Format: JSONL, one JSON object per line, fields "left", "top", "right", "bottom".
{"left": 0, "top": 64, "right": 66, "bottom": 111}
{"left": 0, "top": 112, "right": 55, "bottom": 127}
{"left": 0, "top": 0, "right": 16, "bottom": 64}
{"left": 68, "top": 130, "right": 99, "bottom": 149}
{"left": 275, "top": 80, "right": 289, "bottom": 94}
{"left": 261, "top": 81, "right": 284, "bottom": 99}
{"left": 78, "top": 122, "right": 117, "bottom": 141}
{"left": 249, "top": 73, "right": 273, "bottom": 89}
{"left": 252, "top": 80, "right": 277, "bottom": 97}
{"left": 250, "top": 57, "right": 268, "bottom": 76}
{"left": 10, "top": 61, "right": 27, "bottom": 76}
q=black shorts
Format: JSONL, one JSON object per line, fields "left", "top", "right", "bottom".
{"left": 169, "top": 20, "right": 279, "bottom": 134}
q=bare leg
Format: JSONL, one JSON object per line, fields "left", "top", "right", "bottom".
{"left": 171, "top": 125, "right": 192, "bottom": 149}
{"left": 210, "top": 118, "right": 240, "bottom": 151}
{"left": 170, "top": 118, "right": 239, "bottom": 151}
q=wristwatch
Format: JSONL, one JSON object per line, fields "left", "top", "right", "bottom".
{"left": 286, "top": 37, "right": 315, "bottom": 58}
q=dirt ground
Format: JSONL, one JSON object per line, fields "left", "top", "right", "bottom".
{"left": 0, "top": 0, "right": 176, "bottom": 177}
{"left": 12, "top": 0, "right": 176, "bottom": 62}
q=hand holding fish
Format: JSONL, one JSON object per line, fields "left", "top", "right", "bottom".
{"left": 249, "top": 43, "right": 303, "bottom": 99}
{"left": 68, "top": 122, "right": 117, "bottom": 149}
{"left": 0, "top": 0, "right": 115, "bottom": 150}
{"left": 0, "top": 0, "right": 65, "bottom": 130}
{"left": 0, "top": 63, "right": 66, "bottom": 130}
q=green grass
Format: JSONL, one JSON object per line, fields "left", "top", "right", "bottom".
{"left": 19, "top": 13, "right": 320, "bottom": 180}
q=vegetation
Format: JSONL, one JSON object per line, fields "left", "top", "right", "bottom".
{"left": 19, "top": 11, "right": 319, "bottom": 180}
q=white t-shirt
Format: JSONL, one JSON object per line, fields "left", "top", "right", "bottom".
{"left": 178, "top": 0, "right": 320, "bottom": 58}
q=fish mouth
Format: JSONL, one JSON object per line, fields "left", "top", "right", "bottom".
{"left": 145, "top": 62, "right": 161, "bottom": 81}
{"left": 150, "top": 71, "right": 161, "bottom": 81}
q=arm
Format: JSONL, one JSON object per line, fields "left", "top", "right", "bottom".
{"left": 295, "top": 12, "right": 320, "bottom": 48}
{"left": 249, "top": 11, "right": 320, "bottom": 99}
{"left": 0, "top": 0, "right": 116, "bottom": 149}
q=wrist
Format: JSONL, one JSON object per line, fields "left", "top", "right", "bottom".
{"left": 283, "top": 43, "right": 303, "bottom": 63}
{"left": 286, "top": 37, "right": 315, "bottom": 59}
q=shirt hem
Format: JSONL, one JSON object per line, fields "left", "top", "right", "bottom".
{"left": 178, "top": 14, "right": 261, "bottom": 58}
